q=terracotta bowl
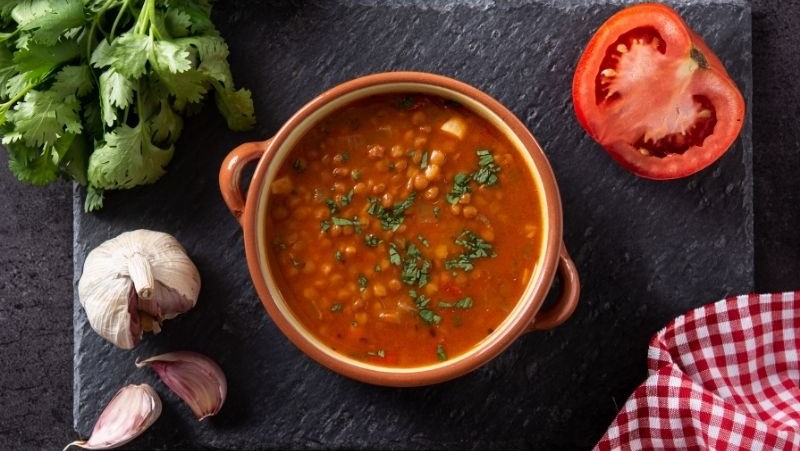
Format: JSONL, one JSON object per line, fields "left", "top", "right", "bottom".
{"left": 219, "top": 71, "right": 579, "bottom": 386}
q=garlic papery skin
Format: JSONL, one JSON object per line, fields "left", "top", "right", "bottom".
{"left": 136, "top": 351, "right": 227, "bottom": 420}
{"left": 63, "top": 384, "right": 162, "bottom": 450}
{"left": 78, "top": 230, "right": 201, "bottom": 349}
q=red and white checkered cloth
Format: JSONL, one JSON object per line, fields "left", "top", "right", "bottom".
{"left": 595, "top": 292, "right": 800, "bottom": 450}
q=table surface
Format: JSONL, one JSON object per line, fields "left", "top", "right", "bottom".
{"left": 1, "top": 0, "right": 798, "bottom": 449}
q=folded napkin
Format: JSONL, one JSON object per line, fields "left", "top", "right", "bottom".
{"left": 595, "top": 292, "right": 800, "bottom": 450}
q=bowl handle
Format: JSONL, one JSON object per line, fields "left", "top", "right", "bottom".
{"left": 527, "top": 243, "right": 580, "bottom": 331}
{"left": 219, "top": 139, "right": 272, "bottom": 225}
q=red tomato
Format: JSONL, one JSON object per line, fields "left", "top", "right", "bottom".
{"left": 572, "top": 3, "right": 745, "bottom": 180}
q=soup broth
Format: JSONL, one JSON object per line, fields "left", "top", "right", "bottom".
{"left": 265, "top": 93, "right": 544, "bottom": 367}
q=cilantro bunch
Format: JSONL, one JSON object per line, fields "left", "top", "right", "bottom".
{"left": 0, "top": 0, "right": 255, "bottom": 211}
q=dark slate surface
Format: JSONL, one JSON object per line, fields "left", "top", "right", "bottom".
{"left": 68, "top": 0, "right": 754, "bottom": 449}
{"left": 13, "top": 2, "right": 800, "bottom": 450}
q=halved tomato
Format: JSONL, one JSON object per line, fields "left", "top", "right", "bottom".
{"left": 572, "top": 3, "right": 745, "bottom": 180}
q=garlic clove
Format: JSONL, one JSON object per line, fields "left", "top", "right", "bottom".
{"left": 63, "top": 384, "right": 161, "bottom": 451}
{"left": 136, "top": 351, "right": 227, "bottom": 420}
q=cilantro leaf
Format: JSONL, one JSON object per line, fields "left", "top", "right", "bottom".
{"left": 108, "top": 32, "right": 153, "bottom": 80}
{"left": 56, "top": 132, "right": 89, "bottom": 185}
{"left": 438, "top": 297, "right": 473, "bottom": 309}
{"left": 473, "top": 149, "right": 500, "bottom": 186}
{"left": 89, "top": 38, "right": 113, "bottom": 69}
{"left": 391, "top": 241, "right": 431, "bottom": 288}
{"left": 446, "top": 172, "right": 471, "bottom": 204}
{"left": 436, "top": 344, "right": 447, "bottom": 361}
{"left": 419, "top": 309, "right": 441, "bottom": 325}
{"left": 364, "top": 234, "right": 381, "bottom": 247}
{"left": 7, "top": 89, "right": 82, "bottom": 148}
{"left": 367, "top": 192, "right": 416, "bottom": 231}
{"left": 157, "top": 68, "right": 209, "bottom": 109}
{"left": 151, "top": 40, "right": 192, "bottom": 74}
{"left": 167, "top": 0, "right": 215, "bottom": 35}
{"left": 13, "top": 0, "right": 84, "bottom": 46}
{"left": 164, "top": 8, "right": 193, "bottom": 38}
{"left": 51, "top": 64, "right": 93, "bottom": 97}
{"left": 445, "top": 229, "right": 496, "bottom": 271}
{"left": 98, "top": 68, "right": 133, "bottom": 126}
{"left": 6, "top": 140, "right": 58, "bottom": 185}
{"left": 9, "top": 40, "right": 80, "bottom": 97}
{"left": 148, "top": 99, "right": 183, "bottom": 144}
{"left": 84, "top": 184, "right": 104, "bottom": 212}
{"left": 214, "top": 86, "right": 255, "bottom": 131}
{"left": 88, "top": 123, "right": 174, "bottom": 190}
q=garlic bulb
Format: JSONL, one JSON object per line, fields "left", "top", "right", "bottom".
{"left": 136, "top": 351, "right": 227, "bottom": 420}
{"left": 63, "top": 384, "right": 161, "bottom": 450}
{"left": 78, "top": 230, "right": 201, "bottom": 349}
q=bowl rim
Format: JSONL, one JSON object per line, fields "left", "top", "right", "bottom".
{"left": 240, "top": 71, "right": 564, "bottom": 386}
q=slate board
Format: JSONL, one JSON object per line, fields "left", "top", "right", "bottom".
{"left": 72, "top": 0, "right": 753, "bottom": 449}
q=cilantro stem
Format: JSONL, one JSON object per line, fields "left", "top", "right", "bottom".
{"left": 0, "top": 83, "right": 37, "bottom": 119}
{"left": 134, "top": 0, "right": 153, "bottom": 35}
{"left": 109, "top": 0, "right": 132, "bottom": 41}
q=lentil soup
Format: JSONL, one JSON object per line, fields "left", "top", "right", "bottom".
{"left": 265, "top": 93, "right": 544, "bottom": 367}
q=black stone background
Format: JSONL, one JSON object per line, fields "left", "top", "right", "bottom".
{"left": 1, "top": 0, "right": 798, "bottom": 449}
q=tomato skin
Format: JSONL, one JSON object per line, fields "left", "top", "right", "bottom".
{"left": 572, "top": 3, "right": 745, "bottom": 180}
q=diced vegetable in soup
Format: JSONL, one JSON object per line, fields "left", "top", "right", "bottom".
{"left": 265, "top": 94, "right": 544, "bottom": 367}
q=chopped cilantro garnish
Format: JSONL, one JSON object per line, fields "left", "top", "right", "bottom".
{"left": 419, "top": 309, "right": 441, "bottom": 325}
{"left": 438, "top": 297, "right": 473, "bottom": 309}
{"left": 367, "top": 193, "right": 416, "bottom": 231}
{"left": 390, "top": 242, "right": 431, "bottom": 288}
{"left": 332, "top": 216, "right": 363, "bottom": 233}
{"left": 417, "top": 234, "right": 429, "bottom": 248}
{"left": 358, "top": 275, "right": 368, "bottom": 292}
{"left": 325, "top": 198, "right": 338, "bottom": 214}
{"left": 436, "top": 344, "right": 448, "bottom": 361}
{"left": 444, "top": 253, "right": 474, "bottom": 272}
{"left": 330, "top": 303, "right": 343, "bottom": 312}
{"left": 341, "top": 152, "right": 350, "bottom": 162}
{"left": 444, "top": 151, "right": 500, "bottom": 205}
{"left": 365, "top": 234, "right": 382, "bottom": 247}
{"left": 446, "top": 172, "right": 472, "bottom": 204}
{"left": 388, "top": 243, "right": 402, "bottom": 266}
{"left": 320, "top": 220, "right": 331, "bottom": 233}
{"left": 411, "top": 293, "right": 430, "bottom": 308}
{"left": 398, "top": 95, "right": 415, "bottom": 109}
{"left": 445, "top": 229, "right": 496, "bottom": 271}
{"left": 420, "top": 151, "right": 429, "bottom": 169}
{"left": 456, "top": 229, "right": 495, "bottom": 258}
{"left": 340, "top": 189, "right": 354, "bottom": 207}
{"left": 351, "top": 170, "right": 361, "bottom": 180}
{"left": 410, "top": 290, "right": 437, "bottom": 325}
{"left": 335, "top": 250, "right": 344, "bottom": 262}
{"left": 473, "top": 149, "right": 500, "bottom": 186}
{"left": 401, "top": 250, "right": 430, "bottom": 287}
{"left": 374, "top": 264, "right": 382, "bottom": 272}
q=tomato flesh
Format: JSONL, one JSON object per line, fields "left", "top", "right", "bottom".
{"left": 573, "top": 3, "right": 744, "bottom": 179}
